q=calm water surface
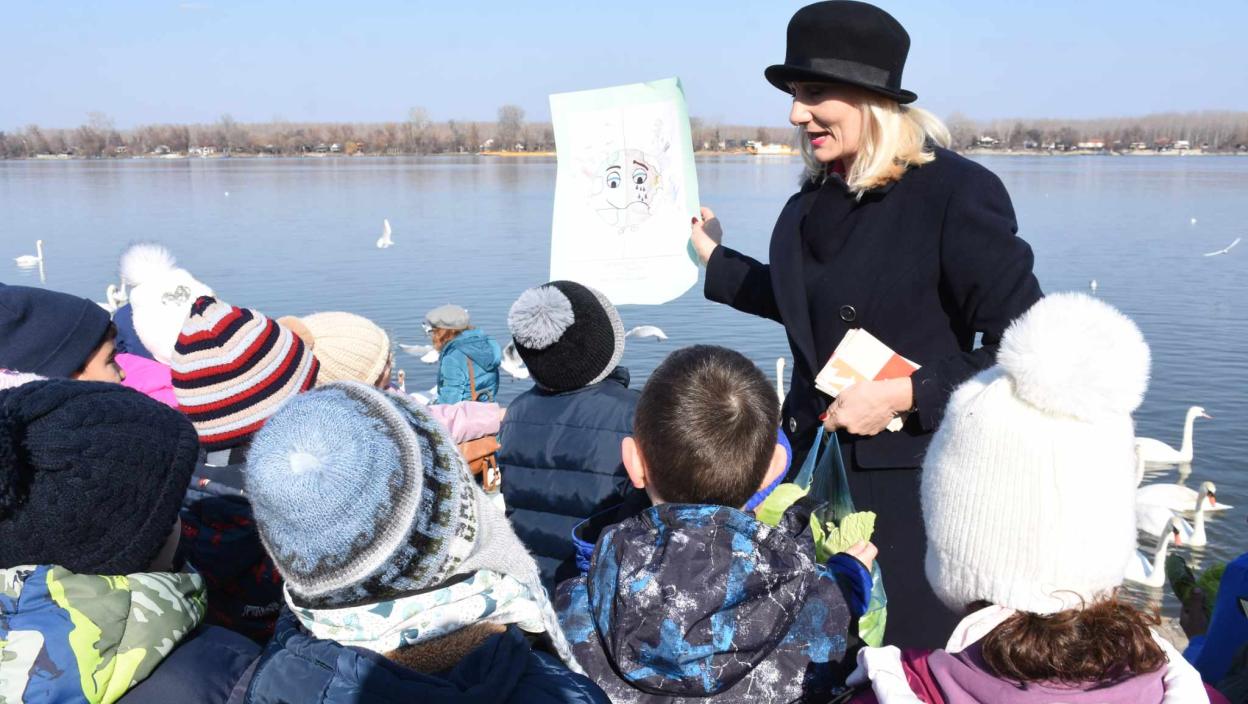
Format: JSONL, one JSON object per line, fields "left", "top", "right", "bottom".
{"left": 2, "top": 154, "right": 1245, "bottom": 612}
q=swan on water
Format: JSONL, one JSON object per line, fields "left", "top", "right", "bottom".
{"left": 501, "top": 341, "right": 530, "bottom": 380}
{"left": 775, "top": 357, "right": 787, "bottom": 402}
{"left": 1203, "top": 237, "right": 1241, "bottom": 257}
{"left": 377, "top": 219, "right": 394, "bottom": 249}
{"left": 1124, "top": 517, "right": 1181, "bottom": 588}
{"left": 97, "top": 282, "right": 129, "bottom": 313}
{"left": 1137, "top": 480, "right": 1231, "bottom": 516}
{"left": 1136, "top": 406, "right": 1210, "bottom": 466}
{"left": 1089, "top": 279, "right": 1098, "bottom": 293}
{"left": 15, "top": 240, "right": 43, "bottom": 268}
{"left": 1136, "top": 498, "right": 1209, "bottom": 548}
{"left": 399, "top": 343, "right": 439, "bottom": 363}
{"left": 625, "top": 325, "right": 667, "bottom": 341}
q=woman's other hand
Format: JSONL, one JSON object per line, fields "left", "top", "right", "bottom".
{"left": 823, "top": 377, "right": 913, "bottom": 436}
{"left": 844, "top": 541, "right": 878, "bottom": 573}
{"left": 690, "top": 206, "right": 723, "bottom": 264}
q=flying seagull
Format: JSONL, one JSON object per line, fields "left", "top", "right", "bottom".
{"left": 1203, "top": 237, "right": 1241, "bottom": 257}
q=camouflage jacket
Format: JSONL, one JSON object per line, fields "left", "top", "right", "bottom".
{"left": 556, "top": 502, "right": 859, "bottom": 703}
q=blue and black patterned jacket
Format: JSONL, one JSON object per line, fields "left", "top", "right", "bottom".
{"left": 556, "top": 501, "right": 863, "bottom": 703}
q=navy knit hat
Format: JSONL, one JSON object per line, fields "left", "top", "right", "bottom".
{"left": 0, "top": 380, "right": 200, "bottom": 575}
{"left": 507, "top": 281, "right": 625, "bottom": 392}
{"left": 0, "top": 284, "right": 111, "bottom": 377}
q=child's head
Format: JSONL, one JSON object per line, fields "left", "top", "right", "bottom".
{"left": 119, "top": 242, "right": 213, "bottom": 365}
{"left": 171, "top": 296, "right": 319, "bottom": 451}
{"left": 244, "top": 381, "right": 577, "bottom": 666}
{"left": 507, "top": 280, "right": 626, "bottom": 392}
{"left": 0, "top": 378, "right": 199, "bottom": 574}
{"left": 624, "top": 345, "right": 784, "bottom": 507}
{"left": 0, "top": 284, "right": 123, "bottom": 382}
{"left": 279, "top": 311, "right": 393, "bottom": 388}
{"left": 922, "top": 293, "right": 1160, "bottom": 682}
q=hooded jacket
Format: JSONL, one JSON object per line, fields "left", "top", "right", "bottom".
{"left": 437, "top": 329, "right": 503, "bottom": 403}
{"left": 557, "top": 502, "right": 858, "bottom": 703}
{"left": 498, "top": 366, "right": 644, "bottom": 590}
{"left": 0, "top": 564, "right": 258, "bottom": 704}
{"left": 240, "top": 610, "right": 608, "bottom": 704}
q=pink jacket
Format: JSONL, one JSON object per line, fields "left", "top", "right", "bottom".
{"left": 386, "top": 389, "right": 500, "bottom": 444}
{"left": 117, "top": 353, "right": 178, "bottom": 408}
{"left": 847, "top": 607, "right": 1223, "bottom": 704}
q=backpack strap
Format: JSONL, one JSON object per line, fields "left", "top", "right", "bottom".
{"left": 467, "top": 357, "right": 478, "bottom": 402}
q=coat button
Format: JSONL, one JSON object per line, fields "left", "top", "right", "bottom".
{"left": 788, "top": 417, "right": 797, "bottom": 433}
{"left": 839, "top": 305, "right": 857, "bottom": 323}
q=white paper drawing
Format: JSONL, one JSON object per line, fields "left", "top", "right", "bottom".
{"left": 549, "top": 78, "right": 700, "bottom": 305}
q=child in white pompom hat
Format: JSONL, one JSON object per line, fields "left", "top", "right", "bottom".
{"left": 846, "top": 293, "right": 1224, "bottom": 703}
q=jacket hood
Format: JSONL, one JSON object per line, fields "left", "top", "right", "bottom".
{"left": 0, "top": 564, "right": 206, "bottom": 704}
{"left": 585, "top": 504, "right": 816, "bottom": 697}
{"left": 247, "top": 611, "right": 577, "bottom": 703}
{"left": 445, "top": 329, "right": 502, "bottom": 367}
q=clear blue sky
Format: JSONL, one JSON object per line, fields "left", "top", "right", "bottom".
{"left": 5, "top": 0, "right": 1247, "bottom": 130}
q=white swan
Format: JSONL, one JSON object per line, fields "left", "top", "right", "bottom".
{"left": 625, "top": 325, "right": 667, "bottom": 341}
{"left": 1135, "top": 406, "right": 1210, "bottom": 466}
{"left": 501, "top": 341, "right": 530, "bottom": 380}
{"left": 15, "top": 240, "right": 43, "bottom": 268}
{"left": 1089, "top": 279, "right": 1098, "bottom": 293}
{"left": 1124, "top": 516, "right": 1181, "bottom": 588}
{"left": 376, "top": 219, "right": 394, "bottom": 249}
{"left": 775, "top": 357, "right": 787, "bottom": 403}
{"left": 1137, "top": 480, "right": 1231, "bottom": 515}
{"left": 1136, "top": 504, "right": 1200, "bottom": 547}
{"left": 399, "top": 343, "right": 439, "bottom": 363}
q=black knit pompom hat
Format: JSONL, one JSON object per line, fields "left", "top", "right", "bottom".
{"left": 507, "top": 281, "right": 625, "bottom": 393}
{"left": 0, "top": 380, "right": 200, "bottom": 575}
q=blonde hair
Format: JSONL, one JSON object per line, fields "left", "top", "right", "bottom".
{"left": 799, "top": 93, "right": 951, "bottom": 196}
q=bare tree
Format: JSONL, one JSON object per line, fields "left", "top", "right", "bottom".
{"left": 496, "top": 105, "right": 525, "bottom": 151}
{"left": 407, "top": 107, "right": 431, "bottom": 153}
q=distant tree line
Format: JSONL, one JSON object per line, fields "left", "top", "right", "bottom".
{"left": 946, "top": 111, "right": 1248, "bottom": 152}
{"left": 3, "top": 108, "right": 1245, "bottom": 159}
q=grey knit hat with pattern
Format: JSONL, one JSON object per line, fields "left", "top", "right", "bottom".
{"left": 243, "top": 381, "right": 582, "bottom": 669}
{"left": 507, "top": 281, "right": 625, "bottom": 392}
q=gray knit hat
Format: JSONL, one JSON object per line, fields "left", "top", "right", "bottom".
{"left": 507, "top": 281, "right": 625, "bottom": 392}
{"left": 244, "top": 382, "right": 581, "bottom": 667}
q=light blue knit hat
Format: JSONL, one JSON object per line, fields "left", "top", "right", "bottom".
{"left": 245, "top": 382, "right": 478, "bottom": 608}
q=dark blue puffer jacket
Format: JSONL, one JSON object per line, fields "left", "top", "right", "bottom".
{"left": 498, "top": 367, "right": 644, "bottom": 592}
{"left": 239, "top": 610, "right": 609, "bottom": 704}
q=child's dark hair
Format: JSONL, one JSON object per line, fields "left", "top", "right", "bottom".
{"left": 633, "top": 345, "right": 779, "bottom": 507}
{"left": 978, "top": 596, "right": 1166, "bottom": 685}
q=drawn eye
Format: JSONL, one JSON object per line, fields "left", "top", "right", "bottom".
{"left": 606, "top": 172, "right": 621, "bottom": 188}
{"left": 632, "top": 169, "right": 647, "bottom": 185}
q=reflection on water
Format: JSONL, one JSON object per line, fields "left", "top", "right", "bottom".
{"left": 3, "top": 154, "right": 1246, "bottom": 634}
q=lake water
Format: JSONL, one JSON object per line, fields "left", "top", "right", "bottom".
{"left": 2, "top": 154, "right": 1245, "bottom": 612}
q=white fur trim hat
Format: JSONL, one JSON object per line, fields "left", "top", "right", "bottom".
{"left": 120, "top": 243, "right": 213, "bottom": 365}
{"left": 921, "top": 293, "right": 1151, "bottom": 615}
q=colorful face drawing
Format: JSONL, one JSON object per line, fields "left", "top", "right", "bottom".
{"left": 589, "top": 149, "right": 661, "bottom": 229}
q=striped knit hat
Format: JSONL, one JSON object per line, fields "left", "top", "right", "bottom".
{"left": 172, "top": 296, "right": 319, "bottom": 451}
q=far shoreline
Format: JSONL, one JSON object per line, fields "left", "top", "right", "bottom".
{"left": 12, "top": 148, "right": 1248, "bottom": 163}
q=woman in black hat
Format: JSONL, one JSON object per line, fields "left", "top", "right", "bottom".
{"left": 691, "top": 0, "right": 1043, "bottom": 647}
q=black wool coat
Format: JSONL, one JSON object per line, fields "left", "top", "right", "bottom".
{"left": 705, "top": 148, "right": 1043, "bottom": 469}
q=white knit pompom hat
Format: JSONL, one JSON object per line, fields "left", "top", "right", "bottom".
{"left": 120, "top": 243, "right": 214, "bottom": 365}
{"left": 921, "top": 292, "right": 1151, "bottom": 615}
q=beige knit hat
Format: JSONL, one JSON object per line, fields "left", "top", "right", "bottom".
{"left": 284, "top": 312, "right": 391, "bottom": 387}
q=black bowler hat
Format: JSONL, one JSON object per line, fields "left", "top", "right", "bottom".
{"left": 765, "top": 0, "right": 917, "bottom": 104}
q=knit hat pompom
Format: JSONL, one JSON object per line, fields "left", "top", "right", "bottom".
{"left": 0, "top": 405, "right": 28, "bottom": 517}
{"left": 508, "top": 285, "right": 575, "bottom": 351}
{"left": 119, "top": 242, "right": 178, "bottom": 287}
{"left": 997, "top": 292, "right": 1150, "bottom": 422}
